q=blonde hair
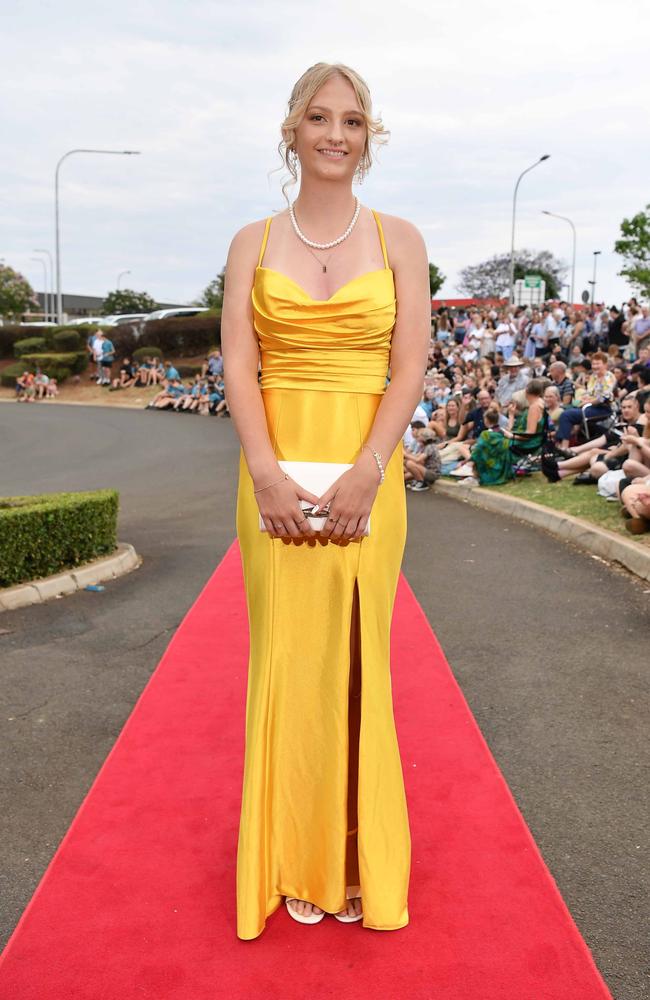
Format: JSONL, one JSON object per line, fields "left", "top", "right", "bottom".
{"left": 271, "top": 62, "right": 390, "bottom": 206}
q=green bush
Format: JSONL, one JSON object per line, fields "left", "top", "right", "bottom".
{"left": 22, "top": 351, "right": 88, "bottom": 377}
{"left": 0, "top": 489, "right": 119, "bottom": 588}
{"left": 14, "top": 336, "right": 48, "bottom": 357}
{"left": 0, "top": 362, "right": 27, "bottom": 387}
{"left": 139, "top": 313, "right": 220, "bottom": 357}
{"left": 52, "top": 329, "right": 83, "bottom": 351}
{"left": 176, "top": 363, "right": 204, "bottom": 378}
{"left": 0, "top": 325, "right": 50, "bottom": 358}
{"left": 132, "top": 345, "right": 163, "bottom": 362}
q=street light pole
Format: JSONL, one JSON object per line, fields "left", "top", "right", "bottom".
{"left": 55, "top": 148, "right": 141, "bottom": 325}
{"left": 590, "top": 251, "right": 601, "bottom": 306}
{"left": 34, "top": 248, "right": 54, "bottom": 322}
{"left": 541, "top": 210, "right": 576, "bottom": 305}
{"left": 29, "top": 257, "right": 48, "bottom": 322}
{"left": 117, "top": 269, "right": 131, "bottom": 290}
{"left": 509, "top": 154, "right": 551, "bottom": 307}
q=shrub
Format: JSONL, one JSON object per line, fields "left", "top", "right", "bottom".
{"left": 176, "top": 363, "right": 204, "bottom": 378}
{"left": 20, "top": 351, "right": 88, "bottom": 381}
{"left": 0, "top": 489, "right": 119, "bottom": 587}
{"left": 108, "top": 325, "right": 138, "bottom": 359}
{"left": 52, "top": 330, "right": 83, "bottom": 352}
{"left": 14, "top": 336, "right": 48, "bottom": 357}
{"left": 0, "top": 362, "right": 27, "bottom": 388}
{"left": 132, "top": 345, "right": 163, "bottom": 362}
{"left": 139, "top": 313, "right": 221, "bottom": 357}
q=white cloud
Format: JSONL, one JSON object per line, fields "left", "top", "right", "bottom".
{"left": 1, "top": 0, "right": 649, "bottom": 304}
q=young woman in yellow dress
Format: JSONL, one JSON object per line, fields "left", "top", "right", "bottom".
{"left": 221, "top": 62, "right": 431, "bottom": 939}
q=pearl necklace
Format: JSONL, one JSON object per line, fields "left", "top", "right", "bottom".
{"left": 289, "top": 196, "right": 361, "bottom": 250}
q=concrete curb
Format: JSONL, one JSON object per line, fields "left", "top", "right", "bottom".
{"left": 434, "top": 480, "right": 650, "bottom": 584}
{"left": 0, "top": 542, "right": 142, "bottom": 612}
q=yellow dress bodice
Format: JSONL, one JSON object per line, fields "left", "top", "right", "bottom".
{"left": 251, "top": 209, "right": 396, "bottom": 394}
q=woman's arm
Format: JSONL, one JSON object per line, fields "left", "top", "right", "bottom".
{"left": 220, "top": 221, "right": 320, "bottom": 537}
{"left": 315, "top": 214, "right": 431, "bottom": 538}
{"left": 350, "top": 213, "right": 431, "bottom": 476}
{"left": 221, "top": 221, "right": 285, "bottom": 487}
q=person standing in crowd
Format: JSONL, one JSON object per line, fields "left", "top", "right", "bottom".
{"left": 606, "top": 306, "right": 627, "bottom": 352}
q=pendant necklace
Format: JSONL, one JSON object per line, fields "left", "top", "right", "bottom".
{"left": 290, "top": 197, "right": 361, "bottom": 273}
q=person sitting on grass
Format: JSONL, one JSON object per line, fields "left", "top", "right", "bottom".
{"left": 16, "top": 371, "right": 36, "bottom": 402}
{"left": 541, "top": 394, "right": 642, "bottom": 484}
{"left": 33, "top": 368, "right": 49, "bottom": 399}
{"left": 147, "top": 377, "right": 186, "bottom": 410}
{"left": 505, "top": 379, "right": 547, "bottom": 460}
{"left": 404, "top": 427, "right": 442, "bottom": 492}
{"left": 470, "top": 408, "right": 513, "bottom": 486}
{"left": 45, "top": 376, "right": 58, "bottom": 399}
{"left": 110, "top": 357, "right": 137, "bottom": 391}
{"left": 213, "top": 375, "right": 230, "bottom": 416}
{"left": 618, "top": 473, "right": 650, "bottom": 534}
{"left": 555, "top": 351, "right": 616, "bottom": 450}
{"left": 133, "top": 356, "right": 153, "bottom": 387}
{"left": 619, "top": 393, "right": 650, "bottom": 478}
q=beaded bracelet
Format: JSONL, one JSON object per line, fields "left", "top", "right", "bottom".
{"left": 362, "top": 443, "right": 385, "bottom": 484}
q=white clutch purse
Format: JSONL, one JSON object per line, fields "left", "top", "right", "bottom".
{"left": 258, "top": 460, "right": 370, "bottom": 535}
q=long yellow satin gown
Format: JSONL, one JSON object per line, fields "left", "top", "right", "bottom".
{"left": 235, "top": 208, "right": 411, "bottom": 940}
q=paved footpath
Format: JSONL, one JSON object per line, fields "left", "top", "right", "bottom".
{"left": 0, "top": 403, "right": 647, "bottom": 999}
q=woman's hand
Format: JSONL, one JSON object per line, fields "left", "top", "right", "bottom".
{"left": 313, "top": 451, "right": 382, "bottom": 542}
{"left": 255, "top": 476, "right": 322, "bottom": 540}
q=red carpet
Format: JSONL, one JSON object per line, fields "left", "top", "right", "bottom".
{"left": 0, "top": 540, "right": 613, "bottom": 999}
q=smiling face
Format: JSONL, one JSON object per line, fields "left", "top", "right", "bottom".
{"left": 294, "top": 74, "right": 367, "bottom": 183}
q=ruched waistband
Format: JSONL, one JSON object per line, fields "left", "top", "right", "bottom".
{"left": 259, "top": 347, "right": 389, "bottom": 394}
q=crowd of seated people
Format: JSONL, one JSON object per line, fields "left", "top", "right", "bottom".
{"left": 401, "top": 298, "right": 650, "bottom": 533}
{"left": 14, "top": 368, "right": 59, "bottom": 401}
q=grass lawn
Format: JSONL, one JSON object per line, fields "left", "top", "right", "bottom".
{"left": 486, "top": 473, "right": 650, "bottom": 547}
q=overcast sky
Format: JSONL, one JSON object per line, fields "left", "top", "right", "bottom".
{"left": 3, "top": 0, "right": 649, "bottom": 308}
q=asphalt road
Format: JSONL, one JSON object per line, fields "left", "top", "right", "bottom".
{"left": 0, "top": 402, "right": 647, "bottom": 999}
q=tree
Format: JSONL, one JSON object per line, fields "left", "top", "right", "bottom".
{"left": 429, "top": 263, "right": 445, "bottom": 297}
{"left": 614, "top": 203, "right": 650, "bottom": 298}
{"left": 102, "top": 288, "right": 158, "bottom": 315}
{"left": 0, "top": 264, "right": 40, "bottom": 320}
{"left": 198, "top": 268, "right": 226, "bottom": 309}
{"left": 457, "top": 249, "right": 567, "bottom": 300}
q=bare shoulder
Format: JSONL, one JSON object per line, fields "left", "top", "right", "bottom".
{"left": 227, "top": 216, "right": 270, "bottom": 261}
{"left": 373, "top": 210, "right": 427, "bottom": 264}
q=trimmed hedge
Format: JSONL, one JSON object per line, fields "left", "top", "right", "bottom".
{"left": 0, "top": 362, "right": 27, "bottom": 388}
{"left": 0, "top": 489, "right": 119, "bottom": 588}
{"left": 138, "top": 313, "right": 220, "bottom": 356}
{"left": 52, "top": 330, "right": 83, "bottom": 351}
{"left": 24, "top": 350, "right": 87, "bottom": 372}
{"left": 132, "top": 346, "right": 163, "bottom": 362}
{"left": 176, "top": 363, "right": 204, "bottom": 378}
{"left": 14, "top": 337, "right": 48, "bottom": 357}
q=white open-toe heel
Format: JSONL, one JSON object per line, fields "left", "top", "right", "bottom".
{"left": 285, "top": 897, "right": 326, "bottom": 925}
{"left": 334, "top": 885, "right": 363, "bottom": 923}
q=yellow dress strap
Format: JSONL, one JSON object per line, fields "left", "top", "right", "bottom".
{"left": 257, "top": 216, "right": 272, "bottom": 268}
{"left": 371, "top": 209, "right": 389, "bottom": 269}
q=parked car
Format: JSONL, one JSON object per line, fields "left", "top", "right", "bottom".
{"left": 66, "top": 317, "right": 111, "bottom": 326}
{"left": 143, "top": 307, "right": 210, "bottom": 322}
{"left": 100, "top": 313, "right": 150, "bottom": 327}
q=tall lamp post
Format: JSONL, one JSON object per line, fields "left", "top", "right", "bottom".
{"left": 29, "top": 257, "right": 48, "bottom": 322}
{"left": 55, "top": 148, "right": 141, "bottom": 324}
{"left": 542, "top": 210, "right": 576, "bottom": 306}
{"left": 509, "top": 154, "right": 551, "bottom": 306}
{"left": 589, "top": 251, "right": 601, "bottom": 306}
{"left": 117, "top": 269, "right": 131, "bottom": 290}
{"left": 34, "top": 248, "right": 54, "bottom": 322}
